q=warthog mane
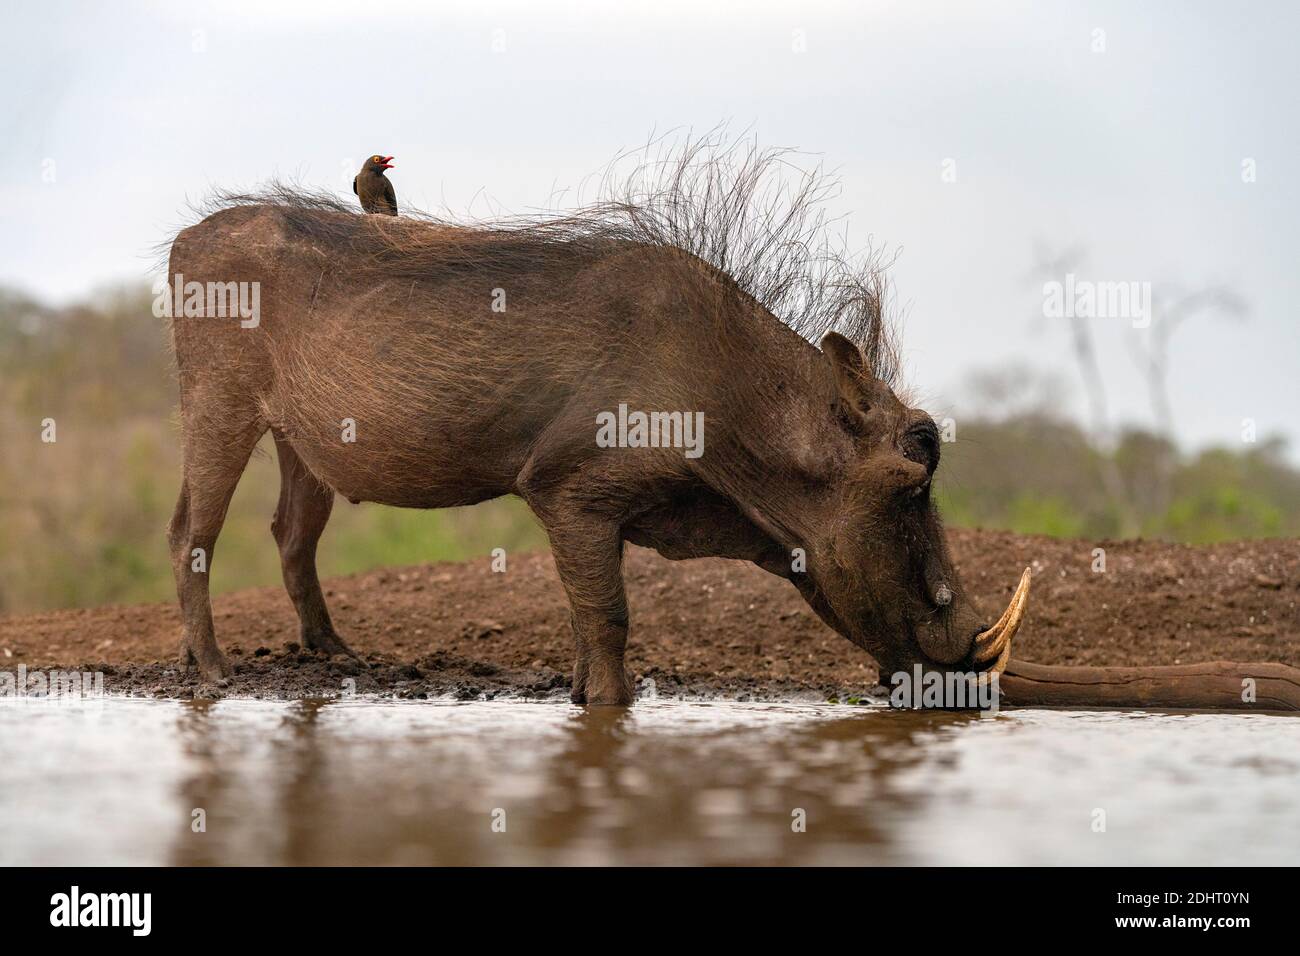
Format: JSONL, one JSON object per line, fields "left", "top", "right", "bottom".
{"left": 191, "top": 132, "right": 902, "bottom": 385}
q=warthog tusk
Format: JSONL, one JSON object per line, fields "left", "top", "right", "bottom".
{"left": 972, "top": 567, "right": 1031, "bottom": 672}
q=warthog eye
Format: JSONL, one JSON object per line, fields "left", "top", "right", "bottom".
{"left": 903, "top": 420, "right": 940, "bottom": 473}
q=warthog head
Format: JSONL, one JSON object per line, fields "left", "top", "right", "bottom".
{"left": 805, "top": 332, "right": 1030, "bottom": 681}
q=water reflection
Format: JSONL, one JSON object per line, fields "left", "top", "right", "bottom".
{"left": 0, "top": 698, "right": 1295, "bottom": 865}
{"left": 163, "top": 700, "right": 1016, "bottom": 865}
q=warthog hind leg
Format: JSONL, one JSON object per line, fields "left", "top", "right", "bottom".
{"left": 271, "top": 432, "right": 360, "bottom": 660}
{"left": 168, "top": 418, "right": 264, "bottom": 682}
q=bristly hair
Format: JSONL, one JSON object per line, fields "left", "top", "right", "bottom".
{"left": 197, "top": 130, "right": 902, "bottom": 385}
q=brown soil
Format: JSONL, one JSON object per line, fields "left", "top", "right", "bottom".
{"left": 2, "top": 529, "right": 1296, "bottom": 701}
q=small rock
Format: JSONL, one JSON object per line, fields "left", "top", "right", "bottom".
{"left": 332, "top": 658, "right": 361, "bottom": 676}
{"left": 462, "top": 620, "right": 505, "bottom": 641}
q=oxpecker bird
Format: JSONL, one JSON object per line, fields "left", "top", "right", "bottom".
{"left": 353, "top": 154, "right": 397, "bottom": 215}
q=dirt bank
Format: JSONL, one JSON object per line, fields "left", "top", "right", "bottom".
{"left": 1, "top": 529, "right": 1296, "bottom": 701}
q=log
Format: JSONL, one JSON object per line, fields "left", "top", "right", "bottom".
{"left": 998, "top": 658, "right": 1300, "bottom": 712}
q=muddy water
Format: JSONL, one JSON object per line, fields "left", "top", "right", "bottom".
{"left": 1, "top": 698, "right": 1297, "bottom": 865}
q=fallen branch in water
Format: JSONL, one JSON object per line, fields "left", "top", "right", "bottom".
{"left": 998, "top": 658, "right": 1300, "bottom": 712}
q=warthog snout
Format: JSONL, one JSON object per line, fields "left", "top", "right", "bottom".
{"left": 914, "top": 568, "right": 1031, "bottom": 671}
{"left": 872, "top": 568, "right": 1031, "bottom": 680}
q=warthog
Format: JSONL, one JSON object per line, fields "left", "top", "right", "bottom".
{"left": 164, "top": 144, "right": 1029, "bottom": 704}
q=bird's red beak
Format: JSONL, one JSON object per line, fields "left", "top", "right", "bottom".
{"left": 380, "top": 156, "right": 394, "bottom": 170}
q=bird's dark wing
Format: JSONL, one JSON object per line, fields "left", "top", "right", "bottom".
{"left": 352, "top": 175, "right": 358, "bottom": 195}
{"left": 383, "top": 177, "right": 397, "bottom": 215}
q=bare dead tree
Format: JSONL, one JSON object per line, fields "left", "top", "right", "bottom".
{"left": 1132, "top": 285, "right": 1248, "bottom": 440}
{"left": 1030, "top": 242, "right": 1138, "bottom": 537}
{"left": 1128, "top": 284, "right": 1248, "bottom": 515}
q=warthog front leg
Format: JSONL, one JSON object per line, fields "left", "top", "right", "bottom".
{"left": 168, "top": 419, "right": 264, "bottom": 682}
{"left": 566, "top": 603, "right": 634, "bottom": 707}
{"left": 542, "top": 519, "right": 634, "bottom": 706}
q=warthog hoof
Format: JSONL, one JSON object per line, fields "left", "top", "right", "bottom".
{"left": 182, "top": 645, "right": 234, "bottom": 682}
{"left": 572, "top": 657, "right": 634, "bottom": 706}
{"left": 304, "top": 630, "right": 362, "bottom": 661}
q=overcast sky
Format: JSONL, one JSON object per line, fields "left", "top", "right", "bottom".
{"left": 2, "top": 0, "right": 1296, "bottom": 458}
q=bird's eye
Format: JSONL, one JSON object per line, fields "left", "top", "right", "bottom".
{"left": 372, "top": 155, "right": 381, "bottom": 162}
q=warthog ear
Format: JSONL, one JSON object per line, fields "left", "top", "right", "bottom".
{"left": 821, "top": 332, "right": 871, "bottom": 416}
